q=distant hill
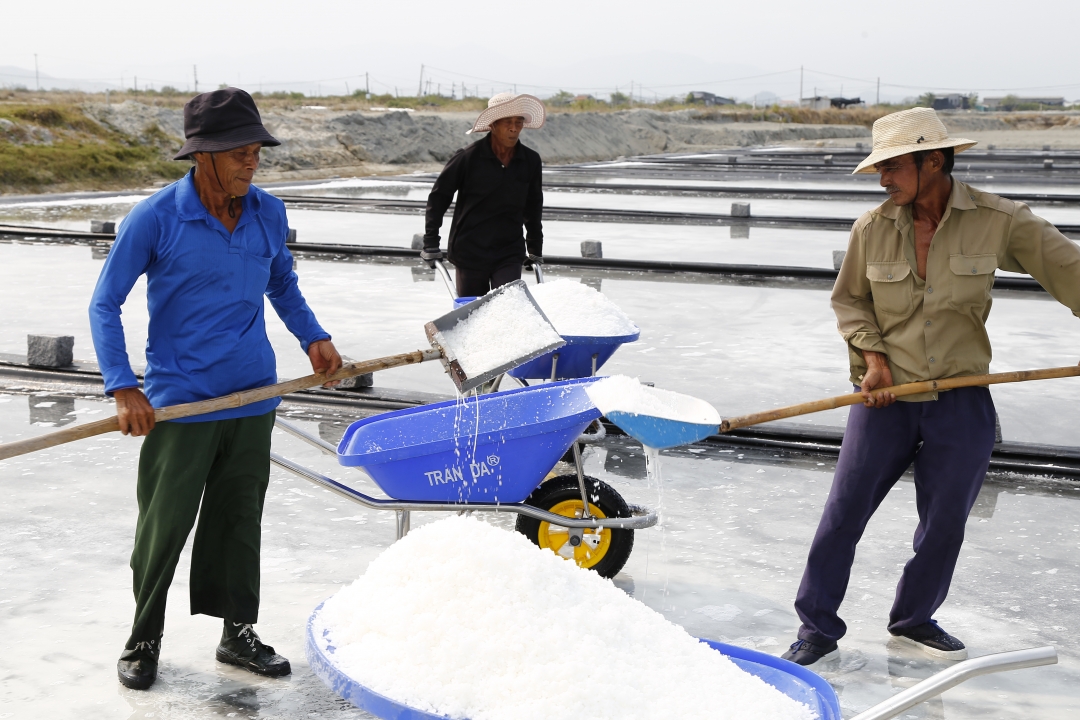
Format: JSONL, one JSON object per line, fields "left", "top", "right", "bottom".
{"left": 0, "top": 65, "right": 118, "bottom": 92}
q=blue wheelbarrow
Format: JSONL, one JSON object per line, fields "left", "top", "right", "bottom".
{"left": 271, "top": 377, "right": 657, "bottom": 578}
{"left": 305, "top": 599, "right": 1055, "bottom": 720}
{"left": 435, "top": 259, "right": 640, "bottom": 384}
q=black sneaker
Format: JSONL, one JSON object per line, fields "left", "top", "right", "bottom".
{"left": 890, "top": 621, "right": 967, "bottom": 660}
{"left": 780, "top": 639, "right": 839, "bottom": 666}
{"left": 117, "top": 637, "right": 161, "bottom": 690}
{"left": 216, "top": 622, "right": 291, "bottom": 677}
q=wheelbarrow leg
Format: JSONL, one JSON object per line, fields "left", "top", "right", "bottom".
{"left": 395, "top": 510, "right": 411, "bottom": 540}
{"left": 567, "top": 442, "right": 590, "bottom": 547}
{"left": 550, "top": 354, "right": 560, "bottom": 381}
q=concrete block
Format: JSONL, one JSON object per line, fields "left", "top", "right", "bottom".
{"left": 1043, "top": 145, "right": 1051, "bottom": 151}
{"left": 411, "top": 234, "right": 425, "bottom": 250}
{"left": 729, "top": 224, "right": 750, "bottom": 240}
{"left": 287, "top": 228, "right": 298, "bottom": 243}
{"left": 723, "top": 155, "right": 737, "bottom": 164}
{"left": 90, "top": 220, "right": 116, "bottom": 234}
{"left": 27, "top": 334, "right": 74, "bottom": 368}
{"left": 91, "top": 247, "right": 110, "bottom": 260}
{"left": 855, "top": 142, "right": 864, "bottom": 151}
{"left": 987, "top": 144, "right": 996, "bottom": 151}
{"left": 580, "top": 240, "right": 603, "bottom": 258}
{"left": 1044, "top": 159, "right": 1054, "bottom": 170}
{"left": 336, "top": 372, "right": 374, "bottom": 390}
{"left": 823, "top": 154, "right": 834, "bottom": 165}
{"left": 731, "top": 202, "right": 751, "bottom": 218}
{"left": 833, "top": 250, "right": 847, "bottom": 270}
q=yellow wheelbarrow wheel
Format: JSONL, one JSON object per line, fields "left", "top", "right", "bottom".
{"left": 516, "top": 475, "right": 635, "bottom": 578}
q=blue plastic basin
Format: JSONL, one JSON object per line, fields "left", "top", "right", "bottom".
{"left": 507, "top": 331, "right": 640, "bottom": 380}
{"left": 337, "top": 378, "right": 602, "bottom": 503}
{"left": 307, "top": 603, "right": 842, "bottom": 720}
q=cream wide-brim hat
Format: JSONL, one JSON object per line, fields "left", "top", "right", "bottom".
{"left": 853, "top": 107, "right": 977, "bottom": 174}
{"left": 467, "top": 92, "right": 546, "bottom": 134}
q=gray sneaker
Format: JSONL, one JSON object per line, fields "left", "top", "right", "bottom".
{"left": 780, "top": 638, "right": 839, "bottom": 666}
{"left": 890, "top": 621, "right": 967, "bottom": 660}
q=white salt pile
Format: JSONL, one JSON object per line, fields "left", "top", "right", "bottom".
{"left": 437, "top": 283, "right": 562, "bottom": 377}
{"left": 315, "top": 516, "right": 815, "bottom": 720}
{"left": 529, "top": 279, "right": 638, "bottom": 336}
{"left": 586, "top": 374, "right": 722, "bottom": 425}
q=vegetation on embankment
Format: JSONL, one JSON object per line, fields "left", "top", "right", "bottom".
{"left": 0, "top": 100, "right": 186, "bottom": 193}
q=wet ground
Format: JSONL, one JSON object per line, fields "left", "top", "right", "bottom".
{"left": 2, "top": 399, "right": 1078, "bottom": 719}
{"left": 2, "top": 153, "right": 1080, "bottom": 718}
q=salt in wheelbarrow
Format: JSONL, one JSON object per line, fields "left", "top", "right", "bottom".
{"left": 434, "top": 258, "right": 640, "bottom": 384}
{"left": 306, "top": 616, "right": 1055, "bottom": 720}
{"left": 271, "top": 377, "right": 657, "bottom": 578}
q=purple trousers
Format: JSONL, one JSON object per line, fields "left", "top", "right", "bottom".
{"left": 794, "top": 386, "right": 996, "bottom": 646}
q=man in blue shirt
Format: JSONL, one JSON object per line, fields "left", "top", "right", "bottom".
{"left": 89, "top": 88, "right": 341, "bottom": 690}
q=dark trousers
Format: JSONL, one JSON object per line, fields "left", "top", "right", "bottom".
{"left": 794, "top": 387, "right": 995, "bottom": 646}
{"left": 455, "top": 259, "right": 522, "bottom": 297}
{"left": 126, "top": 411, "right": 275, "bottom": 648}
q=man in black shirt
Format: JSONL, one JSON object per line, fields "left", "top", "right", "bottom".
{"left": 422, "top": 93, "right": 545, "bottom": 297}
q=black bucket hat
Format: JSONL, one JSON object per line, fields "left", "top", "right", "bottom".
{"left": 173, "top": 88, "right": 280, "bottom": 160}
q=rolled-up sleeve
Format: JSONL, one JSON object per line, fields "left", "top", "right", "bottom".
{"left": 831, "top": 215, "right": 887, "bottom": 356}
{"left": 89, "top": 203, "right": 155, "bottom": 395}
{"left": 266, "top": 237, "right": 329, "bottom": 352}
{"left": 1000, "top": 203, "right": 1080, "bottom": 318}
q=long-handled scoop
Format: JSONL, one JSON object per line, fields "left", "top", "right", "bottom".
{"left": 0, "top": 280, "right": 564, "bottom": 462}
{"left": 720, "top": 365, "right": 1080, "bottom": 432}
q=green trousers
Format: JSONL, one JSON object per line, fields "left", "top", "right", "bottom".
{"left": 126, "top": 410, "right": 275, "bottom": 648}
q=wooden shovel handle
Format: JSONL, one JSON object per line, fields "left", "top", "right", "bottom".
{"left": 0, "top": 348, "right": 442, "bottom": 462}
{"left": 719, "top": 365, "right": 1080, "bottom": 433}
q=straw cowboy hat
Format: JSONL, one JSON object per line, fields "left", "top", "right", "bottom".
{"left": 467, "top": 92, "right": 546, "bottom": 134}
{"left": 853, "top": 107, "right": 976, "bottom": 174}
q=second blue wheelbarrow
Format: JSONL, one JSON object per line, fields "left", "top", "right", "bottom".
{"left": 270, "top": 377, "right": 657, "bottom": 578}
{"left": 436, "top": 258, "right": 640, "bottom": 383}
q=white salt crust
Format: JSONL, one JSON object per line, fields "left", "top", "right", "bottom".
{"left": 586, "top": 375, "right": 722, "bottom": 425}
{"left": 315, "top": 516, "right": 814, "bottom": 720}
{"left": 528, "top": 280, "right": 639, "bottom": 337}
{"left": 439, "top": 284, "right": 562, "bottom": 377}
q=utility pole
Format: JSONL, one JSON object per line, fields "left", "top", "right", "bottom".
{"left": 418, "top": 64, "right": 424, "bottom": 97}
{"left": 799, "top": 65, "right": 803, "bottom": 104}
{"left": 134, "top": 76, "right": 138, "bottom": 92}
{"left": 365, "top": 72, "right": 369, "bottom": 95}
{"left": 194, "top": 65, "right": 198, "bottom": 93}
{"left": 876, "top": 77, "right": 880, "bottom": 105}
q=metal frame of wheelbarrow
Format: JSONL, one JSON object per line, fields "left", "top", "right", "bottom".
{"left": 850, "top": 645, "right": 1057, "bottom": 720}
{"left": 271, "top": 418, "right": 656, "bottom": 541}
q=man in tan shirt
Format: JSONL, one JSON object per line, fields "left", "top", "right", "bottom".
{"left": 782, "top": 108, "right": 1080, "bottom": 667}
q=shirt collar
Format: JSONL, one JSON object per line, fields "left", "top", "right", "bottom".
{"left": 479, "top": 135, "right": 524, "bottom": 162}
{"left": 175, "top": 168, "right": 263, "bottom": 225}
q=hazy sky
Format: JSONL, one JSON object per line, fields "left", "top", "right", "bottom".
{"left": 3, "top": 0, "right": 1079, "bottom": 102}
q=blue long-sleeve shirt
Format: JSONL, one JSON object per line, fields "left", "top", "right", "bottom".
{"left": 89, "top": 169, "right": 329, "bottom": 422}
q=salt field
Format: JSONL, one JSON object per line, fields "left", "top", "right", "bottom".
{"left": 3, "top": 148, "right": 1080, "bottom": 718}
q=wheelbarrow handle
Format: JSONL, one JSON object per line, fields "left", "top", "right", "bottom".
{"left": 434, "top": 259, "right": 458, "bottom": 299}
{"left": 850, "top": 646, "right": 1057, "bottom": 720}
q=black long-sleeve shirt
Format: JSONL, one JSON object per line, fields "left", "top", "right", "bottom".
{"left": 423, "top": 136, "right": 543, "bottom": 271}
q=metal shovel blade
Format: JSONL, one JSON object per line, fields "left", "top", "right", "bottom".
{"left": 425, "top": 279, "right": 565, "bottom": 393}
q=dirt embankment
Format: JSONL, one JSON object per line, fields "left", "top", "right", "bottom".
{"left": 82, "top": 102, "right": 870, "bottom": 180}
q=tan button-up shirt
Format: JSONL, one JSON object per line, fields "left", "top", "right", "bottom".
{"left": 832, "top": 179, "right": 1080, "bottom": 401}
